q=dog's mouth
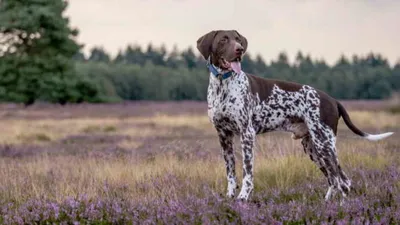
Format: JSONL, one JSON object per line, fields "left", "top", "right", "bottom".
{"left": 219, "top": 57, "right": 242, "bottom": 74}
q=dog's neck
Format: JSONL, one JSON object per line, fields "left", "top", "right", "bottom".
{"left": 207, "top": 60, "right": 241, "bottom": 81}
{"left": 208, "top": 65, "right": 245, "bottom": 88}
{"left": 207, "top": 67, "right": 247, "bottom": 105}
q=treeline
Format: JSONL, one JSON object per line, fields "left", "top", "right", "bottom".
{"left": 1, "top": 0, "right": 399, "bottom": 105}
{"left": 75, "top": 44, "right": 400, "bottom": 102}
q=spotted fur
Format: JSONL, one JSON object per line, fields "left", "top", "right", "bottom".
{"left": 199, "top": 29, "right": 393, "bottom": 202}
{"left": 208, "top": 70, "right": 352, "bottom": 201}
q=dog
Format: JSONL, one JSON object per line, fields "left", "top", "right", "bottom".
{"left": 196, "top": 30, "right": 394, "bottom": 201}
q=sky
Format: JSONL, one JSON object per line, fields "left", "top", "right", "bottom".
{"left": 65, "top": 0, "right": 400, "bottom": 66}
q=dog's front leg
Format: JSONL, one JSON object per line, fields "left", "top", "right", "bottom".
{"left": 237, "top": 125, "right": 255, "bottom": 201}
{"left": 217, "top": 130, "right": 237, "bottom": 198}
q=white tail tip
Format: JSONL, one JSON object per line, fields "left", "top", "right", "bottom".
{"left": 365, "top": 132, "right": 394, "bottom": 141}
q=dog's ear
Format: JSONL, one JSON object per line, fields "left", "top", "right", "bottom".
{"left": 196, "top": 30, "right": 218, "bottom": 60}
{"left": 234, "top": 30, "right": 248, "bottom": 53}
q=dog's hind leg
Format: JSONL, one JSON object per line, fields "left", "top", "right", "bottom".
{"left": 320, "top": 140, "right": 351, "bottom": 201}
{"left": 302, "top": 135, "right": 336, "bottom": 200}
{"left": 304, "top": 125, "right": 351, "bottom": 201}
{"left": 217, "top": 129, "right": 238, "bottom": 198}
{"left": 301, "top": 87, "right": 351, "bottom": 201}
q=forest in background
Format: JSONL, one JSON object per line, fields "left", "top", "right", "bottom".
{"left": 75, "top": 45, "right": 400, "bottom": 102}
{"left": 1, "top": 0, "right": 399, "bottom": 105}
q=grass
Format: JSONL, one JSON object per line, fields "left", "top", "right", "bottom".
{"left": 0, "top": 155, "right": 224, "bottom": 203}
{"left": 0, "top": 146, "right": 395, "bottom": 204}
{"left": 0, "top": 101, "right": 399, "bottom": 223}
{"left": 0, "top": 110, "right": 397, "bottom": 145}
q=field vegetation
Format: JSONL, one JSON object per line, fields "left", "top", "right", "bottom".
{"left": 0, "top": 100, "right": 399, "bottom": 224}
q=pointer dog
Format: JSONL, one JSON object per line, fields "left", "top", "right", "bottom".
{"left": 196, "top": 30, "right": 394, "bottom": 201}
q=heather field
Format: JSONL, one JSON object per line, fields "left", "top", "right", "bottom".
{"left": 0, "top": 100, "right": 399, "bottom": 224}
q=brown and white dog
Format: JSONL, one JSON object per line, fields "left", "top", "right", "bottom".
{"left": 196, "top": 30, "right": 394, "bottom": 201}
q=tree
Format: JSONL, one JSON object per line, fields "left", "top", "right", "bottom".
{"left": 296, "top": 53, "right": 315, "bottom": 77}
{"left": 181, "top": 47, "right": 197, "bottom": 69}
{"left": 336, "top": 54, "right": 350, "bottom": 67}
{"left": 144, "top": 43, "right": 156, "bottom": 65}
{"left": 73, "top": 50, "right": 86, "bottom": 61}
{"left": 277, "top": 52, "right": 289, "bottom": 65}
{"left": 166, "top": 45, "right": 183, "bottom": 69}
{"left": 365, "top": 53, "right": 389, "bottom": 68}
{"left": 295, "top": 51, "right": 304, "bottom": 66}
{"left": 113, "top": 50, "right": 125, "bottom": 64}
{"left": 391, "top": 61, "right": 400, "bottom": 90}
{"left": 241, "top": 53, "right": 255, "bottom": 74}
{"left": 124, "top": 44, "right": 145, "bottom": 65}
{"left": 154, "top": 44, "right": 167, "bottom": 66}
{"left": 88, "top": 46, "right": 110, "bottom": 63}
{"left": 0, "top": 0, "right": 98, "bottom": 104}
{"left": 273, "top": 52, "right": 291, "bottom": 71}
{"left": 254, "top": 54, "right": 267, "bottom": 74}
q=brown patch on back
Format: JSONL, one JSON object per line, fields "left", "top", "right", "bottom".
{"left": 245, "top": 73, "right": 340, "bottom": 134}
{"left": 317, "top": 91, "right": 339, "bottom": 135}
{"left": 245, "top": 73, "right": 303, "bottom": 102}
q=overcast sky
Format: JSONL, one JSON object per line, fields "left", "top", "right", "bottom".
{"left": 65, "top": 0, "right": 400, "bottom": 65}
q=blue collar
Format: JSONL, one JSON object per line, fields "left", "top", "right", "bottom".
{"left": 206, "top": 57, "right": 234, "bottom": 80}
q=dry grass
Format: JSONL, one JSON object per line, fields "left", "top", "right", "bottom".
{"left": 0, "top": 107, "right": 397, "bottom": 145}
{"left": 1, "top": 148, "right": 395, "bottom": 205}
{"left": 0, "top": 155, "right": 225, "bottom": 203}
{"left": 338, "top": 110, "right": 400, "bottom": 130}
{"left": 0, "top": 102, "right": 399, "bottom": 206}
{"left": 0, "top": 114, "right": 213, "bottom": 145}
{"left": 0, "top": 118, "right": 121, "bottom": 145}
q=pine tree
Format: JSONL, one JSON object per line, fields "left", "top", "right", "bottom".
{"left": 0, "top": 0, "right": 98, "bottom": 104}
{"left": 88, "top": 46, "right": 111, "bottom": 63}
{"left": 181, "top": 47, "right": 197, "bottom": 69}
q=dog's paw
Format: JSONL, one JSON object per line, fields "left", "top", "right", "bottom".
{"left": 226, "top": 192, "right": 235, "bottom": 198}
{"left": 237, "top": 193, "right": 250, "bottom": 201}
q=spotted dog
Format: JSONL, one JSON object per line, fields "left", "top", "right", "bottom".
{"left": 196, "top": 30, "right": 394, "bottom": 201}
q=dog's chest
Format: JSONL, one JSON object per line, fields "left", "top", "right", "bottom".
{"left": 207, "top": 72, "right": 250, "bottom": 129}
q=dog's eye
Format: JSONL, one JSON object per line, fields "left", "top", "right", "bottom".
{"left": 220, "top": 36, "right": 229, "bottom": 43}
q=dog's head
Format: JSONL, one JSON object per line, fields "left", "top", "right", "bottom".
{"left": 196, "top": 30, "right": 247, "bottom": 73}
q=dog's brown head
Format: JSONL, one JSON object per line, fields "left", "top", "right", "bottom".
{"left": 196, "top": 30, "right": 247, "bottom": 73}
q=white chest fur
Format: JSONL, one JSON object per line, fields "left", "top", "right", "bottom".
{"left": 206, "top": 71, "right": 251, "bottom": 131}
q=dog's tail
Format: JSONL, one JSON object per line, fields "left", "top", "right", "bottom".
{"left": 337, "top": 101, "right": 394, "bottom": 141}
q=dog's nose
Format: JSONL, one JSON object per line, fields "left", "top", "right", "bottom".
{"left": 235, "top": 46, "right": 244, "bottom": 54}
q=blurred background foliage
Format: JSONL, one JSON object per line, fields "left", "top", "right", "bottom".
{"left": 1, "top": 0, "right": 399, "bottom": 105}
